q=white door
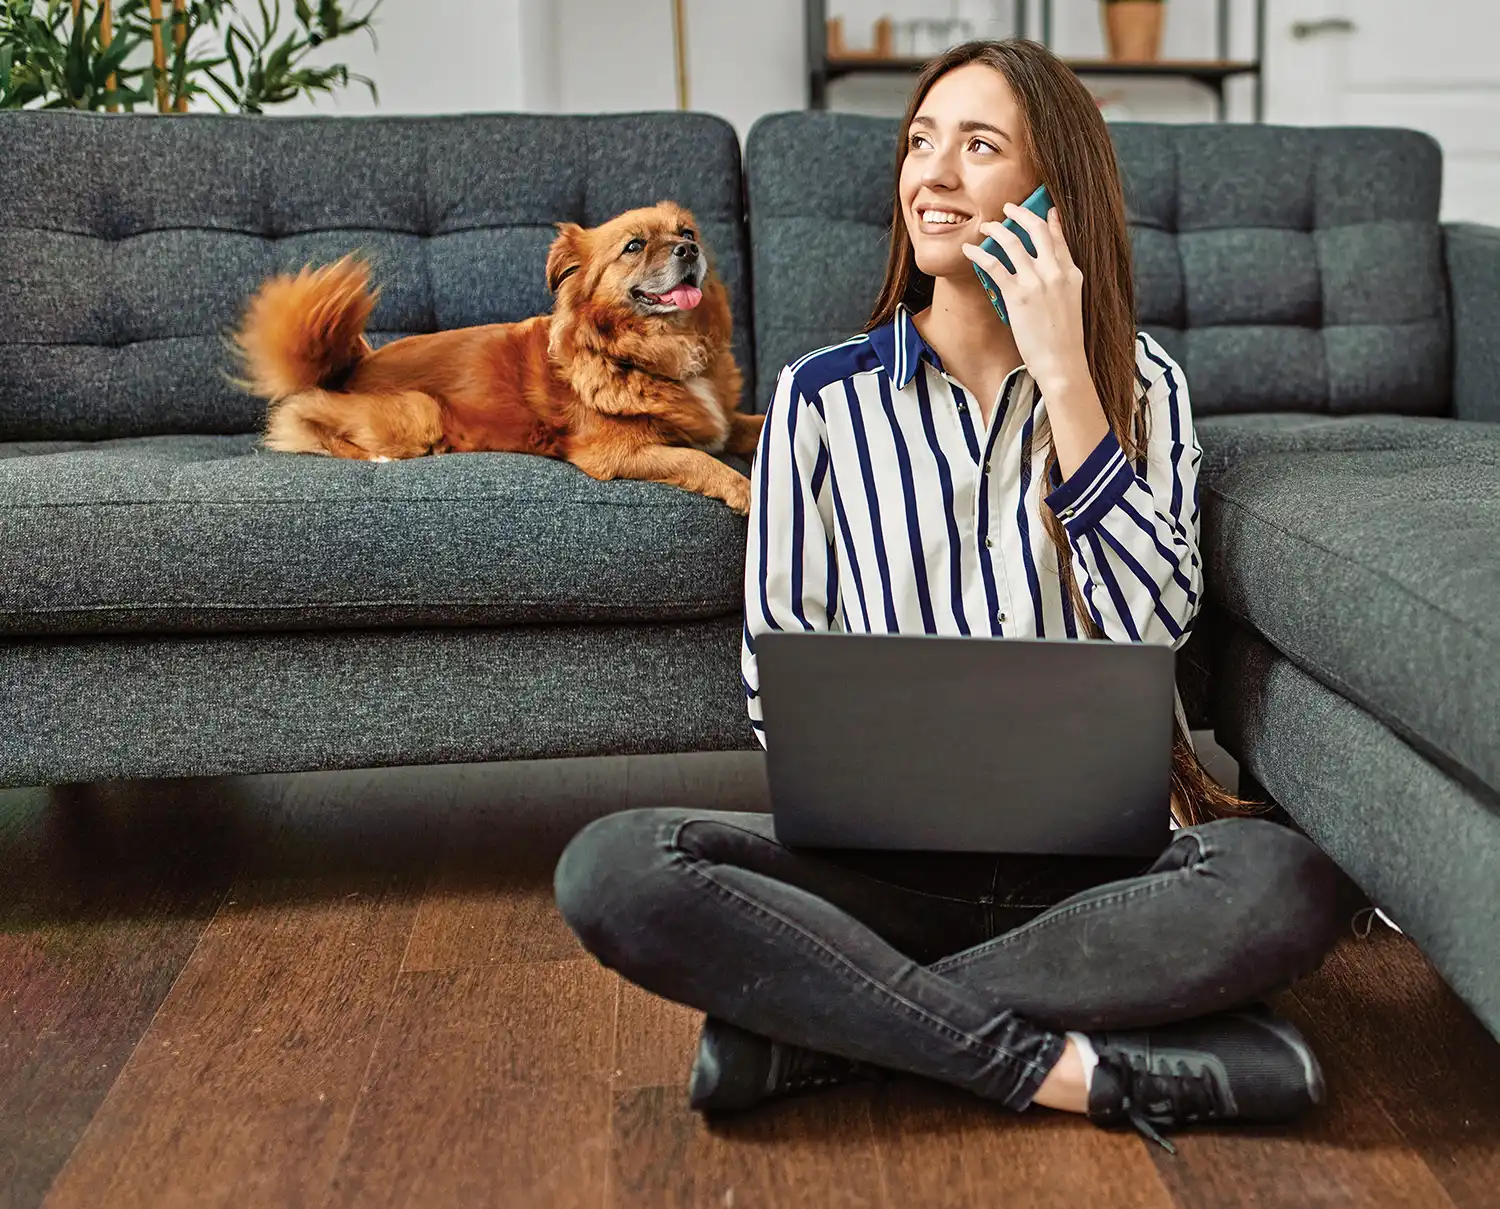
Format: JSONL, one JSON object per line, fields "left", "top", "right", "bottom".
{"left": 1264, "top": 0, "right": 1500, "bottom": 223}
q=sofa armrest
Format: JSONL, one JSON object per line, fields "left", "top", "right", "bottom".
{"left": 1445, "top": 222, "right": 1500, "bottom": 423}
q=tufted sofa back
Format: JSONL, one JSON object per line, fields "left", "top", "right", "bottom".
{"left": 0, "top": 111, "right": 752, "bottom": 440}
{"left": 745, "top": 113, "right": 1451, "bottom": 417}
{"left": 2, "top": 110, "right": 1455, "bottom": 436}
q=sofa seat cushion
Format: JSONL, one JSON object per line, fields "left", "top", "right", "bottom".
{"left": 1195, "top": 412, "right": 1500, "bottom": 480}
{"left": 1201, "top": 427, "right": 1500, "bottom": 796}
{"left": 0, "top": 434, "right": 748, "bottom": 636}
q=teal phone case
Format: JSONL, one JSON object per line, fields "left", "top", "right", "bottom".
{"left": 972, "top": 184, "right": 1054, "bottom": 324}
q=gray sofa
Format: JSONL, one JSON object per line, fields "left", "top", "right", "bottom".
{"left": 2, "top": 111, "right": 1496, "bottom": 1038}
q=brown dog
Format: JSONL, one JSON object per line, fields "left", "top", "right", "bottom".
{"left": 232, "top": 202, "right": 763, "bottom": 513}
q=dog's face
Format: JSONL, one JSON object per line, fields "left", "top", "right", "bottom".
{"left": 546, "top": 203, "right": 710, "bottom": 319}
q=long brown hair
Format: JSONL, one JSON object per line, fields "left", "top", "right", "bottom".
{"left": 868, "top": 39, "right": 1259, "bottom": 827}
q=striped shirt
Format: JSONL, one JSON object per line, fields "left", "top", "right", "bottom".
{"left": 741, "top": 303, "right": 1203, "bottom": 748}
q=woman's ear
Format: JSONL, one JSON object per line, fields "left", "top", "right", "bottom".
{"left": 547, "top": 223, "right": 586, "bottom": 293}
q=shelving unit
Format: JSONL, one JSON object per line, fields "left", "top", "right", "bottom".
{"left": 806, "top": 0, "right": 1266, "bottom": 121}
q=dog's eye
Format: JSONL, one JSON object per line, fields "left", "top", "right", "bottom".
{"left": 681, "top": 228, "right": 695, "bottom": 241}
{"left": 624, "top": 238, "right": 646, "bottom": 254}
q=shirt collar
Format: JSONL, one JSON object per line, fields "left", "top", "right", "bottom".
{"left": 868, "top": 302, "right": 943, "bottom": 390}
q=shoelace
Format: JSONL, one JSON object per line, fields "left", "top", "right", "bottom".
{"left": 769, "top": 1043, "right": 868, "bottom": 1094}
{"left": 1115, "top": 1057, "right": 1229, "bottom": 1155}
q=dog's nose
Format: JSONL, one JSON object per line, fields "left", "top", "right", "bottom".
{"left": 673, "top": 240, "right": 700, "bottom": 262}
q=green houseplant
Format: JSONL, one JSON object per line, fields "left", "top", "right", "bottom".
{"left": 0, "top": 0, "right": 381, "bottom": 113}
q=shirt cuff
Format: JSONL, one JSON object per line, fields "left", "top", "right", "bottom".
{"left": 1043, "top": 429, "right": 1135, "bottom": 537}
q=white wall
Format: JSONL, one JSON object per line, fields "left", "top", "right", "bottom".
{"left": 1261, "top": 0, "right": 1500, "bottom": 223}
{"left": 266, "top": 0, "right": 527, "bottom": 115}
{"left": 550, "top": 0, "right": 675, "bottom": 112}
{"left": 269, "top": 0, "right": 1245, "bottom": 129}
{"left": 518, "top": 0, "right": 559, "bottom": 111}
{"left": 249, "top": 0, "right": 1498, "bottom": 221}
{"left": 545, "top": 0, "right": 1252, "bottom": 136}
{"left": 682, "top": 0, "right": 807, "bottom": 137}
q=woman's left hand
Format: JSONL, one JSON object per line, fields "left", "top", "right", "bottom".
{"left": 962, "top": 204, "right": 1090, "bottom": 395}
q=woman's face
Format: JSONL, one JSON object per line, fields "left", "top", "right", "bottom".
{"left": 898, "top": 62, "right": 1040, "bottom": 283}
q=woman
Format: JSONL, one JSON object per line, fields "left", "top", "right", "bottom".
{"left": 555, "top": 40, "right": 1343, "bottom": 1149}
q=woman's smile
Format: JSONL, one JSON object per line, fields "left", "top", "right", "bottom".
{"left": 914, "top": 203, "right": 978, "bottom": 236}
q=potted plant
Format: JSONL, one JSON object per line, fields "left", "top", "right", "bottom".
{"left": 0, "top": 0, "right": 380, "bottom": 113}
{"left": 1101, "top": 0, "right": 1165, "bottom": 62}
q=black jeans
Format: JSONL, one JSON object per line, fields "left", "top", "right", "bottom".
{"left": 554, "top": 811, "right": 1343, "bottom": 1110}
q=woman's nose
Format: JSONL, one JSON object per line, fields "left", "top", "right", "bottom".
{"left": 920, "top": 149, "right": 960, "bottom": 189}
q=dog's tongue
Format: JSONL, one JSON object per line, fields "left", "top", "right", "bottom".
{"left": 662, "top": 283, "right": 703, "bottom": 309}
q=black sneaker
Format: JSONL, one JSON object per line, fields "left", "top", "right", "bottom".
{"left": 1086, "top": 1007, "right": 1325, "bottom": 1152}
{"left": 687, "top": 1017, "right": 882, "bottom": 1113}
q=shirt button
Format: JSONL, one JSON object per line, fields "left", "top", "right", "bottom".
{"left": 985, "top": 537, "right": 994, "bottom": 549}
{"left": 956, "top": 401, "right": 967, "bottom": 413}
{"left": 996, "top": 610, "right": 1007, "bottom": 625}
{"left": 1060, "top": 506, "right": 1076, "bottom": 520}
{"left": 984, "top": 460, "right": 992, "bottom": 474}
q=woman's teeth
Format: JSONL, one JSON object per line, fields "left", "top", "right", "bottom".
{"left": 922, "top": 210, "right": 969, "bottom": 225}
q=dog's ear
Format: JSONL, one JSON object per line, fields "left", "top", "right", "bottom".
{"left": 547, "top": 223, "right": 586, "bottom": 294}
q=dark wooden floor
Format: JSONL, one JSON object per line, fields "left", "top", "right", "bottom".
{"left": 2, "top": 752, "right": 1497, "bottom": 1209}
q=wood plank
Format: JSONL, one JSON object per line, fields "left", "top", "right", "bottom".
{"left": 403, "top": 869, "right": 585, "bottom": 970}
{"left": 869, "top": 1080, "right": 1172, "bottom": 1209}
{"left": 345, "top": 1083, "right": 608, "bottom": 1209}
{"left": 0, "top": 781, "right": 231, "bottom": 1209}
{"left": 399, "top": 751, "right": 767, "bottom": 974}
{"left": 611, "top": 1084, "right": 885, "bottom": 1209}
{"left": 326, "top": 960, "right": 615, "bottom": 1209}
{"left": 612, "top": 978, "right": 701, "bottom": 1090}
{"left": 403, "top": 758, "right": 629, "bottom": 971}
{"left": 227, "top": 765, "right": 463, "bottom": 881}
{"left": 40, "top": 872, "right": 422, "bottom": 1209}
{"left": 10, "top": 758, "right": 1491, "bottom": 1209}
{"left": 1293, "top": 931, "right": 1500, "bottom": 1209}
{"left": 1146, "top": 979, "right": 1457, "bottom": 1209}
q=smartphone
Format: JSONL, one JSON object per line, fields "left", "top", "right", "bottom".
{"left": 971, "top": 183, "right": 1054, "bottom": 325}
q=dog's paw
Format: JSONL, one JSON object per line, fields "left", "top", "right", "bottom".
{"left": 723, "top": 477, "right": 751, "bottom": 516}
{"left": 370, "top": 454, "right": 392, "bottom": 463}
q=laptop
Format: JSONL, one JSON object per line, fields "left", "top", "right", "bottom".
{"left": 756, "top": 632, "right": 1175, "bottom": 858}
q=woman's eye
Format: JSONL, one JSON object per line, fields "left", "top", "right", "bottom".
{"left": 624, "top": 238, "right": 646, "bottom": 254}
{"left": 908, "top": 134, "right": 930, "bottom": 151}
{"left": 969, "top": 138, "right": 998, "bottom": 155}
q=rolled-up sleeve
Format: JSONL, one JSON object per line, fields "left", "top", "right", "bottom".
{"left": 741, "top": 366, "right": 839, "bottom": 746}
{"left": 1042, "top": 341, "right": 1203, "bottom": 648}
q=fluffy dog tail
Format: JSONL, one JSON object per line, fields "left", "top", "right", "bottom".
{"left": 233, "top": 254, "right": 379, "bottom": 400}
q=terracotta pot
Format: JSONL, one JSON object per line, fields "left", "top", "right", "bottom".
{"left": 1103, "top": 2, "right": 1164, "bottom": 61}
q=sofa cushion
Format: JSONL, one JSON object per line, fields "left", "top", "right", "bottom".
{"left": 1212, "top": 623, "right": 1500, "bottom": 1036}
{"left": 1201, "top": 428, "right": 1500, "bottom": 796}
{"left": 746, "top": 115, "right": 1449, "bottom": 417}
{"left": 0, "top": 436, "right": 747, "bottom": 636}
{"left": 0, "top": 615, "right": 758, "bottom": 787}
{"left": 0, "top": 111, "right": 754, "bottom": 441}
{"left": 1195, "top": 412, "right": 1500, "bottom": 480}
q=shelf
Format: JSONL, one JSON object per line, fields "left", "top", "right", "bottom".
{"left": 1045, "top": 58, "right": 1259, "bottom": 81}
{"left": 806, "top": 0, "right": 1268, "bottom": 121}
{"left": 824, "top": 58, "right": 1261, "bottom": 84}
